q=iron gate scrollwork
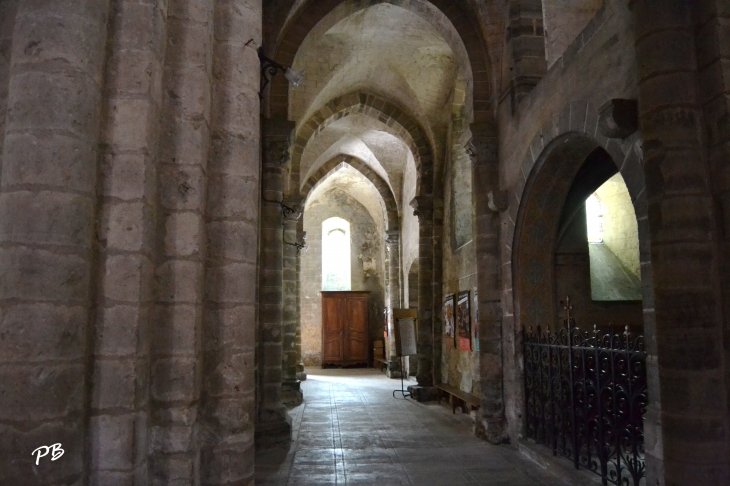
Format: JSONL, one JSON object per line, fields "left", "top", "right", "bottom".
{"left": 523, "top": 297, "right": 648, "bottom": 486}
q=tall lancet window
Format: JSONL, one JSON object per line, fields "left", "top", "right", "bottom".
{"left": 322, "top": 217, "right": 351, "bottom": 291}
{"left": 585, "top": 193, "right": 604, "bottom": 243}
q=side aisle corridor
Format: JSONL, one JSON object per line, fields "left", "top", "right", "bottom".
{"left": 256, "top": 370, "right": 562, "bottom": 486}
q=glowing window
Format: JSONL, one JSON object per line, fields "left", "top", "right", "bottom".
{"left": 322, "top": 217, "right": 351, "bottom": 291}
{"left": 586, "top": 194, "right": 604, "bottom": 243}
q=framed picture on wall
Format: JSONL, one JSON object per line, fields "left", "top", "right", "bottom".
{"left": 473, "top": 288, "right": 479, "bottom": 352}
{"left": 444, "top": 294, "right": 455, "bottom": 342}
{"left": 457, "top": 290, "right": 471, "bottom": 351}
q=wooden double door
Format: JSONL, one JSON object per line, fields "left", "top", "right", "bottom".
{"left": 321, "top": 291, "right": 370, "bottom": 367}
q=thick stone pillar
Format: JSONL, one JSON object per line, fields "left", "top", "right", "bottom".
{"left": 295, "top": 219, "right": 307, "bottom": 381}
{"left": 257, "top": 118, "right": 292, "bottom": 445}
{"left": 282, "top": 198, "right": 303, "bottom": 405}
{"left": 694, "top": 0, "right": 730, "bottom": 478}
{"left": 0, "top": 0, "right": 18, "bottom": 182}
{"left": 150, "top": 0, "right": 214, "bottom": 481}
{"left": 90, "top": 1, "right": 166, "bottom": 484}
{"left": 631, "top": 1, "right": 730, "bottom": 484}
{"left": 410, "top": 196, "right": 436, "bottom": 391}
{"left": 0, "top": 2, "right": 111, "bottom": 484}
{"left": 470, "top": 124, "right": 509, "bottom": 444}
{"left": 431, "top": 197, "right": 445, "bottom": 386}
{"left": 386, "top": 230, "right": 403, "bottom": 378}
{"left": 507, "top": 0, "right": 547, "bottom": 105}
{"left": 198, "top": 1, "right": 261, "bottom": 484}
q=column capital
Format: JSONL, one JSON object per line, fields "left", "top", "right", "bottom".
{"left": 282, "top": 198, "right": 304, "bottom": 222}
{"left": 262, "top": 118, "right": 295, "bottom": 168}
{"left": 385, "top": 230, "right": 400, "bottom": 246}
{"left": 410, "top": 195, "right": 434, "bottom": 222}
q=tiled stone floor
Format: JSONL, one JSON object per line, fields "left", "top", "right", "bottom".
{"left": 256, "top": 368, "right": 564, "bottom": 485}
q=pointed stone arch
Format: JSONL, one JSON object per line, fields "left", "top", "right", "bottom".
{"left": 302, "top": 155, "right": 400, "bottom": 232}
{"left": 267, "top": 0, "right": 493, "bottom": 123}
{"left": 508, "top": 129, "right": 655, "bottom": 447}
{"left": 292, "top": 92, "right": 434, "bottom": 197}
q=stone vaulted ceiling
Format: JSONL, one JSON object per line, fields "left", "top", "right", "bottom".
{"left": 305, "top": 165, "right": 387, "bottom": 234}
{"left": 291, "top": 2, "right": 464, "bottom": 227}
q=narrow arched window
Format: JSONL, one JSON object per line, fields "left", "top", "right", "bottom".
{"left": 322, "top": 217, "right": 351, "bottom": 291}
{"left": 585, "top": 193, "right": 604, "bottom": 243}
{"left": 586, "top": 175, "right": 641, "bottom": 301}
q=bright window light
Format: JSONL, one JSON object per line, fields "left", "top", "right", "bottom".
{"left": 322, "top": 217, "right": 351, "bottom": 290}
{"left": 586, "top": 193, "right": 604, "bottom": 243}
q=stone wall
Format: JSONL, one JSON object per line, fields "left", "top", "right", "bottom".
{"left": 0, "top": 1, "right": 263, "bottom": 484}
{"left": 439, "top": 137, "right": 479, "bottom": 395}
{"left": 0, "top": 0, "right": 18, "bottom": 184}
{"left": 554, "top": 204, "right": 643, "bottom": 332}
{"left": 542, "top": 0, "right": 603, "bottom": 68}
{"left": 301, "top": 187, "right": 385, "bottom": 366}
{"left": 497, "top": 0, "right": 640, "bottom": 447}
{"left": 401, "top": 151, "right": 419, "bottom": 284}
{"left": 595, "top": 172, "right": 640, "bottom": 279}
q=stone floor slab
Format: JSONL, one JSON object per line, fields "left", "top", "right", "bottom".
{"left": 255, "top": 368, "right": 565, "bottom": 485}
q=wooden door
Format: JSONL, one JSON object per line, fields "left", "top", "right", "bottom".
{"left": 345, "top": 294, "right": 368, "bottom": 365}
{"left": 322, "top": 295, "right": 344, "bottom": 366}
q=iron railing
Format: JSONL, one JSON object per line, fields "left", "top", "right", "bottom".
{"left": 523, "top": 298, "right": 648, "bottom": 486}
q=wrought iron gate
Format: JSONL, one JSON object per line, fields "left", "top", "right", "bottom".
{"left": 523, "top": 298, "right": 648, "bottom": 486}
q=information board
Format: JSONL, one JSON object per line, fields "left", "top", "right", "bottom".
{"left": 396, "top": 318, "right": 417, "bottom": 356}
{"left": 393, "top": 308, "right": 418, "bottom": 357}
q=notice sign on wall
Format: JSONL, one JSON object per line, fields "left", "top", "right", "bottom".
{"left": 395, "top": 318, "right": 417, "bottom": 356}
{"left": 457, "top": 290, "right": 471, "bottom": 351}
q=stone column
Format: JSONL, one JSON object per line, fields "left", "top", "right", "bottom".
{"left": 282, "top": 198, "right": 303, "bottom": 405}
{"left": 470, "top": 123, "right": 509, "bottom": 444}
{"left": 295, "top": 219, "right": 307, "bottom": 381}
{"left": 410, "top": 196, "right": 436, "bottom": 393}
{"left": 257, "top": 118, "right": 292, "bottom": 445}
{"left": 431, "top": 197, "right": 444, "bottom": 386}
{"left": 0, "top": 2, "right": 111, "bottom": 484}
{"left": 507, "top": 0, "right": 547, "bottom": 105}
{"left": 90, "top": 1, "right": 166, "bottom": 484}
{"left": 0, "top": 0, "right": 19, "bottom": 183}
{"left": 150, "top": 0, "right": 214, "bottom": 480}
{"left": 631, "top": 1, "right": 729, "bottom": 484}
{"left": 198, "top": 1, "right": 262, "bottom": 484}
{"left": 386, "top": 230, "right": 403, "bottom": 378}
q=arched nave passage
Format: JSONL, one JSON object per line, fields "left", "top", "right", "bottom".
{"left": 3, "top": 1, "right": 730, "bottom": 485}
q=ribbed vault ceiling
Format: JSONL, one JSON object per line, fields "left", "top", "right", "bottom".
{"left": 292, "top": 2, "right": 465, "bottom": 229}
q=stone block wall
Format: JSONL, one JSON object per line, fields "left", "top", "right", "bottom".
{"left": 594, "top": 172, "right": 640, "bottom": 279}
{"left": 0, "top": 1, "right": 263, "bottom": 484}
{"left": 542, "top": 0, "right": 603, "bottom": 68}
{"left": 0, "top": 2, "right": 112, "bottom": 484}
{"left": 496, "top": 0, "right": 641, "bottom": 449}
{"left": 301, "top": 187, "right": 385, "bottom": 367}
{"left": 554, "top": 203, "right": 643, "bottom": 331}
{"left": 401, "top": 151, "right": 419, "bottom": 301}
{"left": 0, "top": 0, "right": 17, "bottom": 185}
{"left": 440, "top": 139, "right": 479, "bottom": 395}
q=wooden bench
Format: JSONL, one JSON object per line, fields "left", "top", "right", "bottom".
{"left": 373, "top": 340, "right": 386, "bottom": 371}
{"left": 436, "top": 383, "right": 480, "bottom": 414}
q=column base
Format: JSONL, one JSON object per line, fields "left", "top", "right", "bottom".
{"left": 386, "top": 357, "right": 403, "bottom": 379}
{"left": 406, "top": 385, "right": 438, "bottom": 402}
{"left": 282, "top": 380, "right": 303, "bottom": 406}
{"left": 296, "top": 364, "right": 307, "bottom": 381}
{"left": 474, "top": 416, "right": 509, "bottom": 445}
{"left": 409, "top": 361, "right": 417, "bottom": 376}
{"left": 255, "top": 416, "right": 292, "bottom": 448}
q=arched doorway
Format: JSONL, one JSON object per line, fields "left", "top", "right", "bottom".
{"left": 513, "top": 133, "right": 654, "bottom": 485}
